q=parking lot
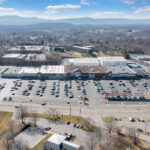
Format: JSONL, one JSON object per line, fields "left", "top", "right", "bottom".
{"left": 0, "top": 79, "right": 100, "bottom": 106}
{"left": 0, "top": 78, "right": 150, "bottom": 107}
{"left": 100, "top": 79, "right": 150, "bottom": 102}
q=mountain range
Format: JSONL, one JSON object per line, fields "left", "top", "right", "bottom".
{"left": 1, "top": 16, "right": 150, "bottom": 25}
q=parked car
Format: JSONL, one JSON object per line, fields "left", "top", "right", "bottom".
{"left": 129, "top": 117, "right": 135, "bottom": 122}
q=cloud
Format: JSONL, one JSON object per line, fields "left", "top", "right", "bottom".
{"left": 46, "top": 4, "right": 81, "bottom": 10}
{"left": 45, "top": 4, "right": 81, "bottom": 15}
{"left": 89, "top": 11, "right": 128, "bottom": 19}
{"left": 80, "top": 0, "right": 90, "bottom": 5}
{"left": 80, "top": 0, "right": 96, "bottom": 6}
{"left": 134, "top": 6, "right": 150, "bottom": 14}
{"left": 0, "top": 7, "right": 36, "bottom": 17}
{"left": 121, "top": 0, "right": 150, "bottom": 4}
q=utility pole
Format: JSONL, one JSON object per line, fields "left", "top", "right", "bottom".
{"left": 98, "top": 119, "right": 101, "bottom": 147}
{"left": 145, "top": 121, "right": 147, "bottom": 134}
{"left": 70, "top": 105, "right": 71, "bottom": 116}
{"left": 79, "top": 102, "right": 82, "bottom": 116}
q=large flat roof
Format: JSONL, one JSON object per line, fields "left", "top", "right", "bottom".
{"left": 47, "top": 133, "right": 66, "bottom": 145}
{"left": 65, "top": 65, "right": 108, "bottom": 74}
{"left": 8, "top": 46, "right": 43, "bottom": 51}
{"left": 3, "top": 67, "right": 22, "bottom": 74}
{"left": 73, "top": 46, "right": 93, "bottom": 50}
{"left": 107, "top": 66, "right": 136, "bottom": 74}
{"left": 40, "top": 66, "right": 65, "bottom": 74}
{"left": 3, "top": 54, "right": 26, "bottom": 59}
{"left": 99, "top": 57, "right": 126, "bottom": 62}
{"left": 18, "top": 67, "right": 40, "bottom": 74}
{"left": 63, "top": 140, "right": 80, "bottom": 149}
{"left": 64, "top": 58, "right": 100, "bottom": 65}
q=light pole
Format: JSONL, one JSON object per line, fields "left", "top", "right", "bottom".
{"left": 70, "top": 105, "right": 71, "bottom": 116}
{"left": 79, "top": 102, "right": 82, "bottom": 116}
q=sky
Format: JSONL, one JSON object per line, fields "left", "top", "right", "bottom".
{"left": 0, "top": 0, "right": 150, "bottom": 19}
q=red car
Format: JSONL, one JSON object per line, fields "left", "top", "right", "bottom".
{"left": 73, "top": 123, "right": 77, "bottom": 127}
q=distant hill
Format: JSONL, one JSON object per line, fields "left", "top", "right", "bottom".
{"left": 1, "top": 16, "right": 150, "bottom": 25}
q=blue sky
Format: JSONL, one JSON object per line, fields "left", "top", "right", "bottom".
{"left": 0, "top": 0, "right": 150, "bottom": 19}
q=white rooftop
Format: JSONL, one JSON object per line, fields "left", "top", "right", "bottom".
{"left": 73, "top": 46, "right": 93, "bottom": 50}
{"left": 47, "top": 133, "right": 66, "bottom": 145}
{"left": 8, "top": 46, "right": 43, "bottom": 51}
{"left": 63, "top": 140, "right": 80, "bottom": 149}
{"left": 40, "top": 65, "right": 65, "bottom": 74}
{"left": 98, "top": 57, "right": 126, "bottom": 62}
{"left": 65, "top": 58, "right": 100, "bottom": 66}
{"left": 18, "top": 67, "right": 40, "bottom": 74}
{"left": 3, "top": 54, "right": 26, "bottom": 59}
{"left": 107, "top": 66, "right": 137, "bottom": 74}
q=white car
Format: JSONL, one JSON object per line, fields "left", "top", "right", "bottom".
{"left": 78, "top": 95, "right": 82, "bottom": 99}
{"left": 129, "top": 117, "right": 135, "bottom": 122}
{"left": 140, "top": 118, "right": 145, "bottom": 122}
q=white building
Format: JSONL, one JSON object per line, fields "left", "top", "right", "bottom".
{"left": 43, "top": 133, "right": 80, "bottom": 150}
{"left": 63, "top": 140, "right": 81, "bottom": 150}
{"left": 44, "top": 133, "right": 66, "bottom": 150}
{"left": 107, "top": 66, "right": 137, "bottom": 78}
{"left": 72, "top": 45, "right": 94, "bottom": 53}
{"left": 18, "top": 67, "right": 41, "bottom": 78}
{"left": 40, "top": 66, "right": 65, "bottom": 79}
{"left": 8, "top": 46, "right": 44, "bottom": 53}
{"left": 99, "top": 57, "right": 127, "bottom": 66}
{"left": 64, "top": 58, "right": 100, "bottom": 66}
{"left": 2, "top": 54, "right": 27, "bottom": 60}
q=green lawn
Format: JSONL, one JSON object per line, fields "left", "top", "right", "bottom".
{"left": 26, "top": 113, "right": 84, "bottom": 124}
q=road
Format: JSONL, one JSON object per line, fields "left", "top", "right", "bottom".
{"left": 1, "top": 101, "right": 150, "bottom": 125}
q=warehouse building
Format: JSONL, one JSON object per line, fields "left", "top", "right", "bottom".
{"left": 72, "top": 45, "right": 94, "bottom": 54}
{"left": 8, "top": 46, "right": 44, "bottom": 54}
{"left": 2, "top": 54, "right": 27, "bottom": 60}
{"left": 99, "top": 57, "right": 127, "bottom": 66}
{"left": 64, "top": 58, "right": 100, "bottom": 66}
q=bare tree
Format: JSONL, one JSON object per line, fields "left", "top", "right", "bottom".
{"left": 6, "top": 121, "right": 16, "bottom": 143}
{"left": 82, "top": 117, "right": 96, "bottom": 132}
{"left": 101, "top": 135, "right": 118, "bottom": 150}
{"left": 16, "top": 105, "right": 28, "bottom": 125}
{"left": 127, "top": 128, "right": 139, "bottom": 145}
{"left": 1, "top": 134, "right": 12, "bottom": 150}
{"left": 86, "top": 132, "right": 100, "bottom": 150}
{"left": 31, "top": 113, "right": 39, "bottom": 127}
{"left": 51, "top": 108, "right": 60, "bottom": 121}
{"left": 114, "top": 126, "right": 122, "bottom": 135}
{"left": 102, "top": 116, "right": 116, "bottom": 134}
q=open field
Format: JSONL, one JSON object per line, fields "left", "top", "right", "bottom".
{"left": 0, "top": 111, "right": 13, "bottom": 134}
{"left": 95, "top": 133, "right": 150, "bottom": 150}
